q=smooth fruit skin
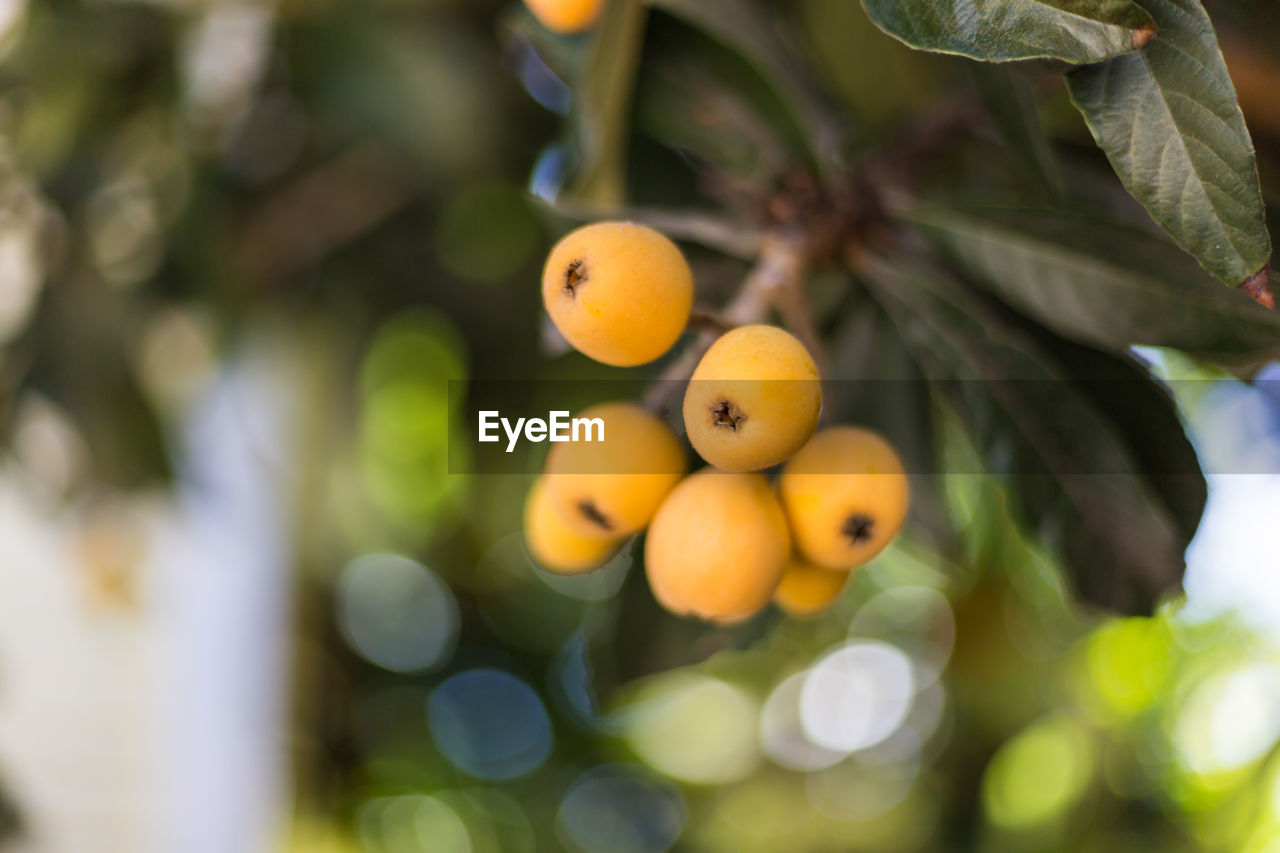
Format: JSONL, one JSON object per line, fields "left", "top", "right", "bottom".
{"left": 523, "top": 0, "right": 603, "bottom": 33}
{"left": 524, "top": 477, "right": 621, "bottom": 574}
{"left": 772, "top": 556, "right": 849, "bottom": 617}
{"left": 544, "top": 401, "right": 686, "bottom": 539}
{"left": 683, "top": 325, "right": 821, "bottom": 472}
{"left": 779, "top": 426, "right": 909, "bottom": 570}
{"left": 645, "top": 469, "right": 791, "bottom": 623}
{"left": 542, "top": 222, "right": 693, "bottom": 367}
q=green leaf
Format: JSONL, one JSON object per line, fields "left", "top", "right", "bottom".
{"left": 634, "top": 40, "right": 796, "bottom": 187}
{"left": 800, "top": 0, "right": 956, "bottom": 132}
{"left": 571, "top": 0, "right": 648, "bottom": 205}
{"left": 970, "top": 65, "right": 1064, "bottom": 201}
{"left": 1066, "top": 0, "right": 1271, "bottom": 292}
{"left": 645, "top": 0, "right": 849, "bottom": 179}
{"left": 904, "top": 204, "right": 1280, "bottom": 364}
{"left": 1013, "top": 314, "right": 1206, "bottom": 551}
{"left": 862, "top": 256, "right": 1191, "bottom": 614}
{"left": 861, "top": 0, "right": 1155, "bottom": 64}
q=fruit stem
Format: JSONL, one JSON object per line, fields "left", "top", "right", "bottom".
{"left": 1240, "top": 266, "right": 1274, "bottom": 309}
{"left": 688, "top": 309, "right": 735, "bottom": 334}
{"left": 642, "top": 231, "right": 813, "bottom": 415}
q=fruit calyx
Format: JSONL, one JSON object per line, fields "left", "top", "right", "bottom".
{"left": 563, "top": 259, "right": 587, "bottom": 296}
{"left": 843, "top": 513, "right": 875, "bottom": 544}
{"left": 577, "top": 499, "right": 612, "bottom": 531}
{"left": 712, "top": 399, "right": 746, "bottom": 431}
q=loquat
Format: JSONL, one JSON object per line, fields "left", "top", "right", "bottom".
{"left": 522, "top": 0, "right": 604, "bottom": 34}
{"left": 524, "top": 476, "right": 622, "bottom": 574}
{"left": 543, "top": 401, "right": 686, "bottom": 539}
{"left": 683, "top": 325, "right": 821, "bottom": 472}
{"left": 778, "top": 426, "right": 909, "bottom": 570}
{"left": 772, "top": 555, "right": 850, "bottom": 617}
{"left": 645, "top": 468, "right": 791, "bottom": 623}
{"left": 542, "top": 222, "right": 693, "bottom": 367}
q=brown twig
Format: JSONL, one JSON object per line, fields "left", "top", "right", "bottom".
{"left": 540, "top": 199, "right": 765, "bottom": 260}
{"left": 643, "top": 230, "right": 816, "bottom": 415}
{"left": 722, "top": 231, "right": 809, "bottom": 325}
{"left": 768, "top": 254, "right": 827, "bottom": 376}
{"left": 642, "top": 331, "right": 716, "bottom": 414}
{"left": 688, "top": 308, "right": 735, "bottom": 335}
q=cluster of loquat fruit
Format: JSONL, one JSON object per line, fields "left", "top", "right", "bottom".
{"left": 524, "top": 222, "right": 910, "bottom": 623}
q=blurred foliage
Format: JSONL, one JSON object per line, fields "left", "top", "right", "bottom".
{"left": 1, "top": 1, "right": 1280, "bottom": 852}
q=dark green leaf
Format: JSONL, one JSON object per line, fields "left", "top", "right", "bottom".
{"left": 904, "top": 204, "right": 1280, "bottom": 364}
{"left": 635, "top": 43, "right": 795, "bottom": 186}
{"left": 799, "top": 0, "right": 956, "bottom": 132}
{"left": 971, "top": 65, "right": 1063, "bottom": 201}
{"left": 1008, "top": 309, "right": 1206, "bottom": 591}
{"left": 1067, "top": 0, "right": 1271, "bottom": 291}
{"left": 1014, "top": 316, "right": 1206, "bottom": 551}
{"left": 862, "top": 256, "right": 1189, "bottom": 614}
{"left": 645, "top": 0, "right": 849, "bottom": 179}
{"left": 861, "top": 0, "right": 1155, "bottom": 64}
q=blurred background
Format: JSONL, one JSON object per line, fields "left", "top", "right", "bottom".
{"left": 1, "top": 0, "right": 1280, "bottom": 851}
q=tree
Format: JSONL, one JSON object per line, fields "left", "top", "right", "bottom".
{"left": 1, "top": 0, "right": 1279, "bottom": 850}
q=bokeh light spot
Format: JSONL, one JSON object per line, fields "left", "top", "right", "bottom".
{"left": 85, "top": 180, "right": 162, "bottom": 287}
{"left": 806, "top": 751, "right": 920, "bottom": 823}
{"left": 355, "top": 308, "right": 470, "bottom": 536}
{"left": 1085, "top": 617, "right": 1173, "bottom": 718}
{"left": 557, "top": 764, "right": 686, "bottom": 853}
{"left": 356, "top": 795, "right": 471, "bottom": 853}
{"left": 0, "top": 185, "right": 49, "bottom": 343}
{"left": 336, "top": 554, "right": 459, "bottom": 673}
{"left": 428, "top": 669, "right": 553, "bottom": 781}
{"left": 529, "top": 144, "right": 572, "bottom": 204}
{"left": 623, "top": 672, "right": 760, "bottom": 785}
{"left": 983, "top": 714, "right": 1095, "bottom": 829}
{"left": 849, "top": 586, "right": 954, "bottom": 689}
{"left": 436, "top": 788, "right": 536, "bottom": 853}
{"left": 359, "top": 307, "right": 468, "bottom": 401}
{"left": 413, "top": 796, "right": 472, "bottom": 853}
{"left": 760, "top": 671, "right": 849, "bottom": 771}
{"left": 1175, "top": 662, "right": 1280, "bottom": 776}
{"left": 135, "top": 306, "right": 218, "bottom": 412}
{"left": 801, "top": 641, "right": 915, "bottom": 753}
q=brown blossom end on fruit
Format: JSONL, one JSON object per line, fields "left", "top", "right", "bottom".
{"left": 563, "top": 259, "right": 587, "bottom": 296}
{"left": 843, "top": 513, "right": 875, "bottom": 545}
{"left": 712, "top": 399, "right": 746, "bottom": 431}
{"left": 577, "top": 499, "right": 612, "bottom": 532}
